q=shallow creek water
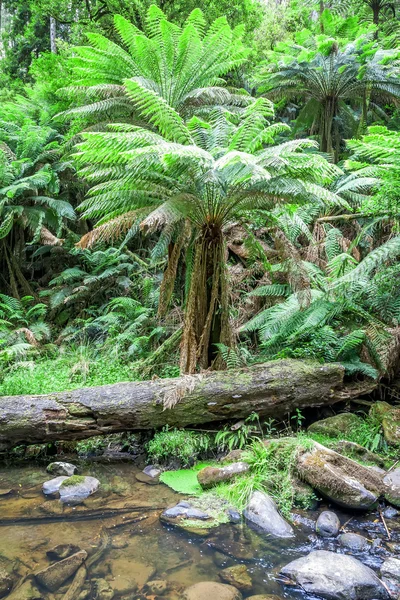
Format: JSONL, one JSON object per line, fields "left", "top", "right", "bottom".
{"left": 0, "top": 461, "right": 399, "bottom": 599}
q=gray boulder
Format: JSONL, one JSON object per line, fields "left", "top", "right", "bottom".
{"left": 338, "top": 532, "right": 370, "bottom": 552}
{"left": 197, "top": 462, "right": 249, "bottom": 489}
{"left": 243, "top": 491, "right": 294, "bottom": 538}
{"left": 383, "top": 468, "right": 400, "bottom": 507}
{"left": 143, "top": 465, "right": 161, "bottom": 479}
{"left": 381, "top": 557, "right": 400, "bottom": 598}
{"left": 46, "top": 462, "right": 77, "bottom": 477}
{"left": 308, "top": 413, "right": 363, "bottom": 438}
{"left": 183, "top": 582, "right": 242, "bottom": 600}
{"left": 42, "top": 476, "right": 67, "bottom": 496}
{"left": 59, "top": 476, "right": 100, "bottom": 505}
{"left": 35, "top": 550, "right": 87, "bottom": 592}
{"left": 280, "top": 550, "right": 389, "bottom": 600}
{"left": 296, "top": 441, "right": 383, "bottom": 509}
{"left": 316, "top": 511, "right": 340, "bottom": 537}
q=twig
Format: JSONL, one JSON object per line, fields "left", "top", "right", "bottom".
{"left": 379, "top": 509, "right": 391, "bottom": 540}
{"left": 388, "top": 459, "right": 399, "bottom": 472}
{"left": 339, "top": 517, "right": 353, "bottom": 532}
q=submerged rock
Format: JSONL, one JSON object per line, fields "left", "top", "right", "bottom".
{"left": 160, "top": 501, "right": 213, "bottom": 535}
{"left": 308, "top": 413, "right": 363, "bottom": 438}
{"left": 47, "top": 544, "right": 81, "bottom": 560}
{"left": 296, "top": 442, "right": 383, "bottom": 509}
{"left": 281, "top": 550, "right": 389, "bottom": 600}
{"left": 5, "top": 581, "right": 44, "bottom": 600}
{"left": 219, "top": 565, "right": 252, "bottom": 592}
{"left": 183, "top": 582, "right": 242, "bottom": 600}
{"left": 42, "top": 476, "right": 68, "bottom": 496}
{"left": 243, "top": 491, "right": 294, "bottom": 538}
{"left": 145, "top": 580, "right": 168, "bottom": 595}
{"left": 35, "top": 550, "right": 87, "bottom": 592}
{"left": 383, "top": 468, "right": 400, "bottom": 507}
{"left": 338, "top": 532, "right": 370, "bottom": 552}
{"left": 197, "top": 462, "right": 249, "bottom": 489}
{"left": 0, "top": 566, "right": 14, "bottom": 599}
{"left": 316, "top": 511, "right": 340, "bottom": 537}
{"left": 46, "top": 462, "right": 77, "bottom": 477}
{"left": 370, "top": 402, "right": 400, "bottom": 445}
{"left": 94, "top": 578, "right": 114, "bottom": 600}
{"left": 110, "top": 558, "right": 155, "bottom": 596}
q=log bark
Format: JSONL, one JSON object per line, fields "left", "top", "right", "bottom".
{"left": 0, "top": 360, "right": 358, "bottom": 449}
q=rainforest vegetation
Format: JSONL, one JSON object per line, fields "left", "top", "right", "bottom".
{"left": 0, "top": 0, "right": 399, "bottom": 395}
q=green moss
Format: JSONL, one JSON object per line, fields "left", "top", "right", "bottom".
{"left": 160, "top": 462, "right": 215, "bottom": 495}
{"left": 61, "top": 475, "right": 85, "bottom": 487}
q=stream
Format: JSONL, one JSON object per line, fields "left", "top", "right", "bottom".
{"left": 0, "top": 460, "right": 399, "bottom": 599}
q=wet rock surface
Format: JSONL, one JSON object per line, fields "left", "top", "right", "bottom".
{"left": 219, "top": 564, "right": 253, "bottom": 591}
{"left": 46, "top": 462, "right": 77, "bottom": 477}
{"left": 281, "top": 549, "right": 389, "bottom": 599}
{"left": 197, "top": 462, "right": 249, "bottom": 489}
{"left": 183, "top": 582, "right": 243, "bottom": 600}
{"left": 338, "top": 532, "right": 370, "bottom": 552}
{"left": 370, "top": 402, "right": 400, "bottom": 445}
{"left": 380, "top": 557, "right": 400, "bottom": 597}
{"left": 244, "top": 491, "right": 294, "bottom": 538}
{"left": 383, "top": 468, "right": 400, "bottom": 507}
{"left": 316, "top": 510, "right": 341, "bottom": 537}
{"left": 35, "top": 550, "right": 87, "bottom": 591}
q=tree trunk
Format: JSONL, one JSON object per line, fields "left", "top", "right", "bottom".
{"left": 0, "top": 359, "right": 372, "bottom": 450}
{"left": 50, "top": 17, "right": 57, "bottom": 53}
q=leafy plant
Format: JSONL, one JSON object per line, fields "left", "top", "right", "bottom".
{"left": 146, "top": 427, "right": 213, "bottom": 466}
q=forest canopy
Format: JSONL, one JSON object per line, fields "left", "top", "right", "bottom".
{"left": 0, "top": 0, "right": 399, "bottom": 392}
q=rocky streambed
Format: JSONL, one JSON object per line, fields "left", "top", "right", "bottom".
{"left": 0, "top": 408, "right": 399, "bottom": 600}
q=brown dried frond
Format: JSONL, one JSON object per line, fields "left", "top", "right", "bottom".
{"left": 161, "top": 374, "right": 202, "bottom": 410}
{"left": 40, "top": 227, "right": 64, "bottom": 246}
{"left": 274, "top": 229, "right": 311, "bottom": 308}
{"left": 158, "top": 222, "right": 191, "bottom": 318}
{"left": 77, "top": 211, "right": 141, "bottom": 249}
{"left": 15, "top": 328, "right": 39, "bottom": 346}
{"left": 306, "top": 222, "right": 326, "bottom": 267}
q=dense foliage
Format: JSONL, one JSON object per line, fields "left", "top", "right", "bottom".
{"left": 0, "top": 0, "right": 399, "bottom": 392}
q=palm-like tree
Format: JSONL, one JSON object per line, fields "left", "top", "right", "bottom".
{"left": 74, "top": 96, "right": 350, "bottom": 373}
{"left": 0, "top": 109, "right": 75, "bottom": 298}
{"left": 61, "top": 5, "right": 251, "bottom": 125}
{"left": 259, "top": 42, "right": 400, "bottom": 162}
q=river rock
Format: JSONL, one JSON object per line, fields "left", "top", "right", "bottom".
{"left": 243, "top": 491, "right": 294, "bottom": 538}
{"left": 338, "top": 532, "right": 370, "bottom": 552}
{"left": 110, "top": 558, "right": 155, "bottom": 595}
{"left": 47, "top": 544, "right": 81, "bottom": 560}
{"left": 222, "top": 450, "right": 245, "bottom": 463}
{"left": 246, "top": 597, "right": 282, "bottom": 600}
{"left": 383, "top": 468, "right": 400, "bottom": 507}
{"left": 0, "top": 566, "right": 13, "bottom": 598}
{"left": 197, "top": 462, "right": 249, "bottom": 489}
{"left": 370, "top": 402, "right": 400, "bottom": 445}
{"left": 160, "top": 501, "right": 213, "bottom": 536}
{"left": 227, "top": 509, "right": 241, "bottom": 523}
{"left": 219, "top": 565, "right": 252, "bottom": 592}
{"left": 46, "top": 462, "right": 77, "bottom": 477}
{"left": 59, "top": 476, "right": 100, "bottom": 505}
{"left": 316, "top": 511, "right": 340, "bottom": 537}
{"left": 381, "top": 557, "right": 400, "bottom": 598}
{"left": 308, "top": 413, "right": 363, "bottom": 438}
{"left": 143, "top": 465, "right": 161, "bottom": 478}
{"left": 183, "top": 582, "right": 242, "bottom": 600}
{"left": 35, "top": 550, "right": 87, "bottom": 592}
{"left": 296, "top": 441, "right": 383, "bottom": 509}
{"left": 5, "top": 581, "right": 45, "bottom": 600}
{"left": 383, "top": 506, "right": 399, "bottom": 519}
{"left": 281, "top": 550, "right": 389, "bottom": 600}
{"left": 145, "top": 580, "right": 168, "bottom": 595}
{"left": 332, "top": 440, "right": 387, "bottom": 469}
{"left": 94, "top": 578, "right": 114, "bottom": 600}
{"left": 42, "top": 476, "right": 68, "bottom": 496}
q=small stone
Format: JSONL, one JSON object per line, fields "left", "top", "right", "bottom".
{"left": 338, "top": 532, "right": 370, "bottom": 552}
{"left": 94, "top": 578, "right": 114, "bottom": 600}
{"left": 228, "top": 509, "right": 241, "bottom": 524}
{"left": 35, "top": 550, "right": 87, "bottom": 592}
{"left": 246, "top": 596, "right": 283, "bottom": 600}
{"left": 46, "top": 462, "right": 77, "bottom": 477}
{"left": 197, "top": 462, "right": 250, "bottom": 489}
{"left": 186, "top": 508, "right": 210, "bottom": 520}
{"left": 143, "top": 465, "right": 161, "bottom": 479}
{"left": 135, "top": 472, "right": 159, "bottom": 485}
{"left": 244, "top": 491, "right": 294, "bottom": 538}
{"left": 146, "top": 580, "right": 168, "bottom": 595}
{"left": 213, "top": 551, "right": 232, "bottom": 568}
{"left": 162, "top": 505, "right": 188, "bottom": 518}
{"left": 383, "top": 506, "right": 399, "bottom": 519}
{"left": 219, "top": 565, "right": 252, "bottom": 592}
{"left": 177, "top": 501, "right": 191, "bottom": 508}
{"left": 183, "top": 582, "right": 242, "bottom": 600}
{"left": 47, "top": 544, "right": 81, "bottom": 560}
{"left": 316, "top": 511, "right": 340, "bottom": 538}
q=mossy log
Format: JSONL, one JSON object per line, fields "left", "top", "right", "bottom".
{"left": 0, "top": 359, "right": 371, "bottom": 450}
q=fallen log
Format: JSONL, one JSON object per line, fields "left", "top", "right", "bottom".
{"left": 0, "top": 359, "right": 365, "bottom": 449}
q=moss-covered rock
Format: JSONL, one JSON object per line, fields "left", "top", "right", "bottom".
{"left": 197, "top": 462, "right": 249, "bottom": 489}
{"left": 296, "top": 441, "right": 383, "bottom": 510}
{"left": 308, "top": 413, "right": 362, "bottom": 438}
{"left": 331, "top": 440, "right": 387, "bottom": 469}
{"left": 370, "top": 402, "right": 400, "bottom": 445}
{"left": 219, "top": 565, "right": 252, "bottom": 592}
